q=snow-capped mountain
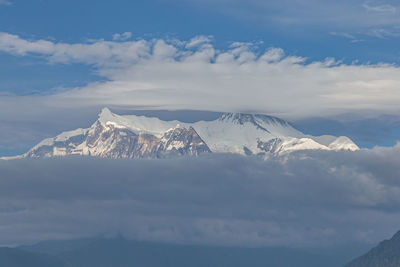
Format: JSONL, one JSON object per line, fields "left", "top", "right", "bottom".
{"left": 5, "top": 108, "right": 359, "bottom": 159}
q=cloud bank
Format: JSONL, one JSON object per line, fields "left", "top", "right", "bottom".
{"left": 1, "top": 32, "right": 400, "bottom": 119}
{"left": 1, "top": 147, "right": 400, "bottom": 247}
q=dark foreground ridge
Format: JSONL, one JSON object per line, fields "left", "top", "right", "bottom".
{"left": 346, "top": 230, "right": 400, "bottom": 267}
{"left": 0, "top": 237, "right": 367, "bottom": 267}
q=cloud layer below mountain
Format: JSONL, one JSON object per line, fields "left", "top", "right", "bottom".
{"left": 1, "top": 147, "right": 400, "bottom": 247}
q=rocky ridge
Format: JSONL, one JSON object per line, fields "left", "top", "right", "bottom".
{"left": 3, "top": 108, "right": 359, "bottom": 159}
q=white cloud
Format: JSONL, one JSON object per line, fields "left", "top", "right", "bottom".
{"left": 0, "top": 32, "right": 151, "bottom": 67}
{"left": 185, "top": 35, "right": 212, "bottom": 48}
{"left": 260, "top": 48, "right": 285, "bottom": 62}
{"left": 2, "top": 33, "right": 400, "bottom": 120}
{"left": 112, "top": 32, "right": 132, "bottom": 41}
{"left": 363, "top": 1, "right": 396, "bottom": 13}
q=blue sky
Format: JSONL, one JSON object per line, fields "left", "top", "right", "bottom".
{"left": 1, "top": 0, "right": 400, "bottom": 94}
{"left": 1, "top": 0, "right": 400, "bottom": 154}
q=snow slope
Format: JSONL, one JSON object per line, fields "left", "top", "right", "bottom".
{"left": 94, "top": 108, "right": 359, "bottom": 155}
{"left": 2, "top": 108, "right": 360, "bottom": 159}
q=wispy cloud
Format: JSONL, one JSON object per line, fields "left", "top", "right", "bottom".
{"left": 0, "top": 0, "right": 11, "bottom": 6}
{"left": 185, "top": 35, "right": 213, "bottom": 48}
{"left": 363, "top": 1, "right": 396, "bottom": 13}
{"left": 330, "top": 32, "right": 357, "bottom": 40}
{"left": 329, "top": 32, "right": 365, "bottom": 43}
{"left": 112, "top": 32, "right": 132, "bottom": 41}
{"left": 172, "top": 0, "right": 400, "bottom": 40}
{"left": 366, "top": 27, "right": 400, "bottom": 38}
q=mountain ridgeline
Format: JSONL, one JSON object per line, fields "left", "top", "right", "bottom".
{"left": 0, "top": 237, "right": 366, "bottom": 267}
{"left": 346, "top": 231, "right": 400, "bottom": 267}
{"left": 4, "top": 108, "right": 359, "bottom": 159}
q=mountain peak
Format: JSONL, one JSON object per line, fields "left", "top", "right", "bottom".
{"left": 8, "top": 108, "right": 359, "bottom": 159}
{"left": 219, "top": 112, "right": 290, "bottom": 127}
{"left": 219, "top": 113, "right": 258, "bottom": 125}
{"left": 328, "top": 136, "right": 359, "bottom": 151}
{"left": 98, "top": 107, "right": 116, "bottom": 124}
{"left": 346, "top": 230, "right": 400, "bottom": 267}
{"left": 99, "top": 107, "right": 113, "bottom": 116}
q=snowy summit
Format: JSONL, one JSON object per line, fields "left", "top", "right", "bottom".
{"left": 4, "top": 108, "right": 359, "bottom": 159}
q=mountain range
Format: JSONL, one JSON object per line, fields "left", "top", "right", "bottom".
{"left": 6, "top": 231, "right": 400, "bottom": 267}
{"left": 0, "top": 237, "right": 367, "bottom": 267}
{"left": 3, "top": 108, "right": 359, "bottom": 159}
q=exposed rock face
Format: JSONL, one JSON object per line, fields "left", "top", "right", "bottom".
{"left": 155, "top": 126, "right": 211, "bottom": 157}
{"left": 24, "top": 120, "right": 211, "bottom": 159}
{"left": 257, "top": 138, "right": 283, "bottom": 154}
{"left": 346, "top": 231, "right": 400, "bottom": 267}
{"left": 7, "top": 107, "right": 360, "bottom": 160}
{"left": 24, "top": 131, "right": 87, "bottom": 158}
